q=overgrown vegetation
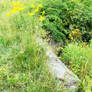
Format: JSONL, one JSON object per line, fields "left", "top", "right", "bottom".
{"left": 0, "top": 0, "right": 61, "bottom": 92}
{"left": 0, "top": 0, "right": 92, "bottom": 92}
{"left": 40, "top": 0, "right": 92, "bottom": 91}
{"left": 61, "top": 41, "right": 92, "bottom": 92}
{"left": 40, "top": 0, "right": 92, "bottom": 43}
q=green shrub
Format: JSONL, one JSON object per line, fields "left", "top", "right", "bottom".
{"left": 40, "top": 0, "right": 92, "bottom": 42}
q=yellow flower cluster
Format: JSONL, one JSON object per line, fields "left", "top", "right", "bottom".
{"left": 28, "top": 4, "right": 45, "bottom": 21}
{"left": 6, "top": 2, "right": 26, "bottom": 16}
{"left": 6, "top": 2, "right": 45, "bottom": 22}
{"left": 69, "top": 29, "right": 81, "bottom": 41}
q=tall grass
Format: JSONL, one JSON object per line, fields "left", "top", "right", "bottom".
{"left": 61, "top": 42, "right": 92, "bottom": 92}
{"left": 0, "top": 0, "right": 62, "bottom": 92}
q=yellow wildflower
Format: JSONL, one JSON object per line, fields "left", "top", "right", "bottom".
{"left": 40, "top": 16, "right": 44, "bottom": 21}
{"left": 41, "top": 11, "right": 45, "bottom": 15}
{"left": 12, "top": 2, "right": 20, "bottom": 6}
{"left": 6, "top": 12, "right": 11, "bottom": 16}
{"left": 31, "top": 4, "right": 35, "bottom": 8}
{"left": 11, "top": 7, "right": 26, "bottom": 14}
{"left": 34, "top": 8, "right": 39, "bottom": 12}
{"left": 28, "top": 12, "right": 34, "bottom": 16}
{"left": 38, "top": 4, "right": 43, "bottom": 8}
{"left": 12, "top": 2, "right": 24, "bottom": 7}
{"left": 11, "top": 7, "right": 20, "bottom": 14}
{"left": 19, "top": 6, "right": 26, "bottom": 10}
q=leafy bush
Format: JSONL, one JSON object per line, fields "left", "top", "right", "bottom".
{"left": 61, "top": 41, "right": 92, "bottom": 92}
{"left": 40, "top": 0, "right": 92, "bottom": 42}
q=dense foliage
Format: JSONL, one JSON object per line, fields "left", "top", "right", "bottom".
{"left": 41, "top": 0, "right": 92, "bottom": 42}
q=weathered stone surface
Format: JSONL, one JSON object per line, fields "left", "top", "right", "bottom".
{"left": 46, "top": 49, "right": 79, "bottom": 92}
{"left": 36, "top": 38, "right": 79, "bottom": 92}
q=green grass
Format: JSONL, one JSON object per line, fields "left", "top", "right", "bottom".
{"left": 0, "top": 0, "right": 63, "bottom": 92}
{"left": 1, "top": 0, "right": 92, "bottom": 92}
{"left": 61, "top": 42, "right": 92, "bottom": 92}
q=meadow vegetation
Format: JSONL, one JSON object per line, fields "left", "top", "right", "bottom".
{"left": 0, "top": 0, "right": 60, "bottom": 92}
{"left": 0, "top": 0, "right": 92, "bottom": 92}
{"left": 61, "top": 41, "right": 92, "bottom": 92}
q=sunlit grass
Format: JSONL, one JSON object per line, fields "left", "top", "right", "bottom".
{"left": 0, "top": 0, "right": 61, "bottom": 92}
